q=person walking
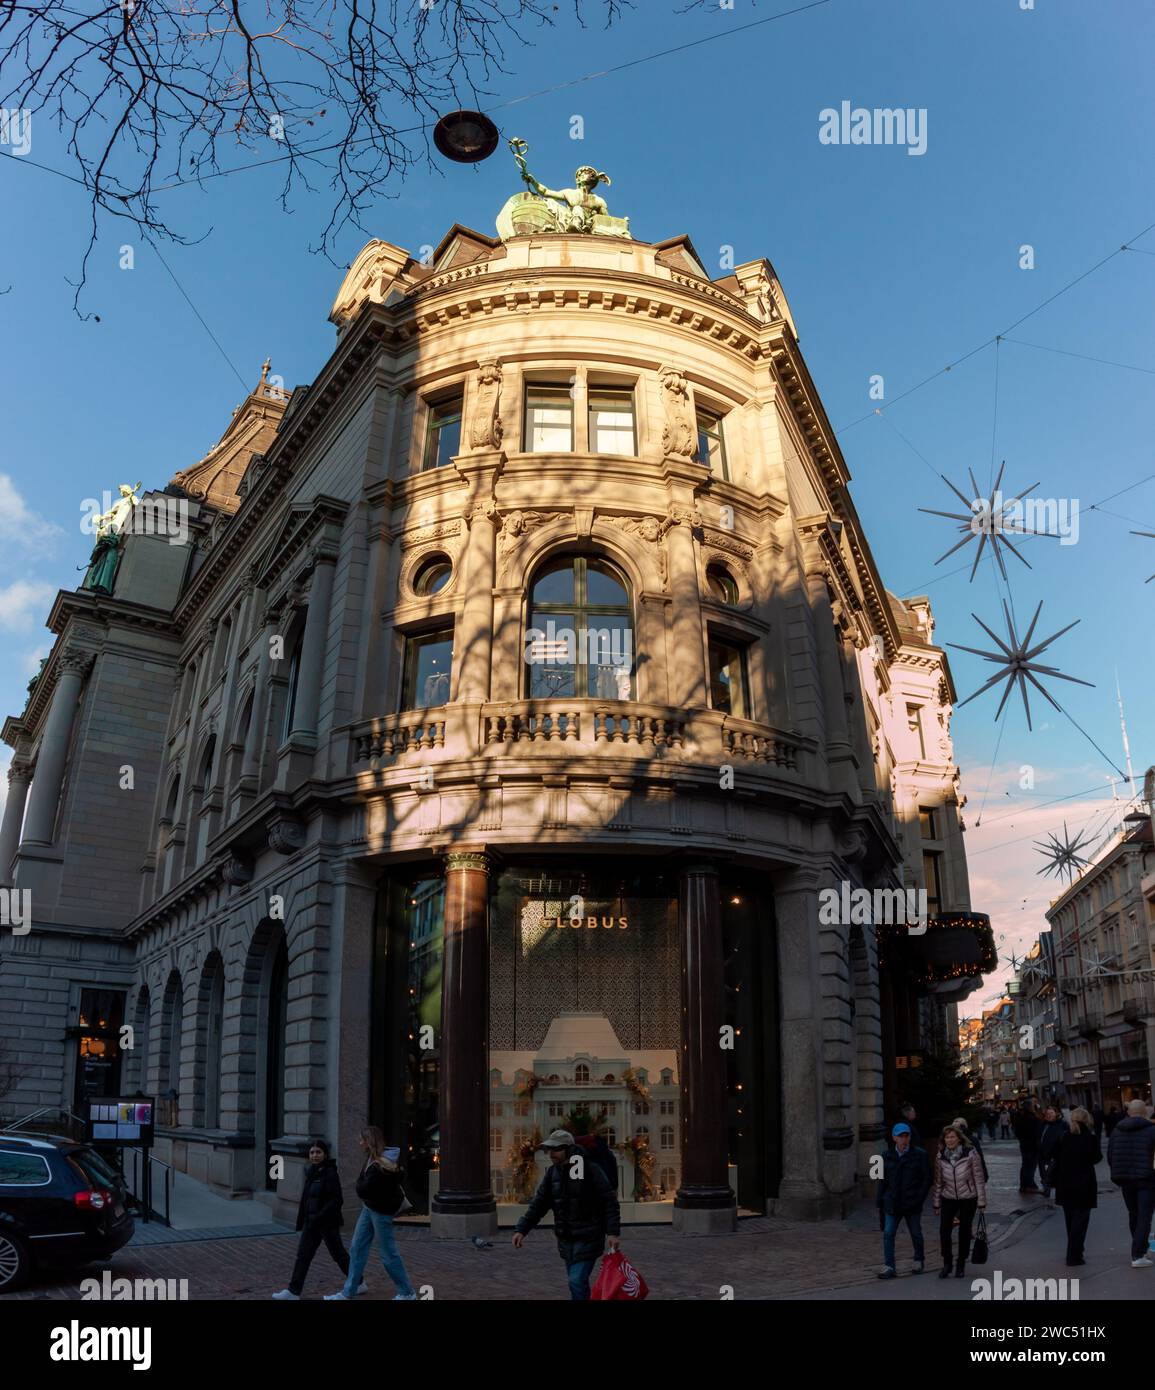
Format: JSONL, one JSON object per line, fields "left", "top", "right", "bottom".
{"left": 272, "top": 1138, "right": 359, "bottom": 1300}
{"left": 998, "top": 1106, "right": 1012, "bottom": 1141}
{"left": 932, "top": 1124, "right": 986, "bottom": 1278}
{"left": 952, "top": 1116, "right": 988, "bottom": 1181}
{"left": 876, "top": 1122, "right": 931, "bottom": 1279}
{"left": 1013, "top": 1100, "right": 1042, "bottom": 1193}
{"left": 1038, "top": 1105, "right": 1065, "bottom": 1199}
{"left": 984, "top": 1107, "right": 998, "bottom": 1142}
{"left": 1105, "top": 1105, "right": 1123, "bottom": 1136}
{"left": 1091, "top": 1105, "right": 1105, "bottom": 1142}
{"left": 1051, "top": 1107, "right": 1102, "bottom": 1267}
{"left": 512, "top": 1129, "right": 621, "bottom": 1300}
{"left": 324, "top": 1127, "right": 417, "bottom": 1301}
{"left": 896, "top": 1103, "right": 923, "bottom": 1149}
{"left": 1106, "top": 1100, "right": 1155, "bottom": 1269}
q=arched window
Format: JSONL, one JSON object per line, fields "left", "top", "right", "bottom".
{"left": 635, "top": 1124, "right": 649, "bottom": 1141}
{"left": 574, "top": 1063, "right": 590, "bottom": 1085}
{"left": 659, "top": 1165, "right": 676, "bottom": 1191}
{"left": 526, "top": 554, "right": 633, "bottom": 699}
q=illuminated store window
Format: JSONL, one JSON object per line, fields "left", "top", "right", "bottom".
{"left": 526, "top": 555, "right": 634, "bottom": 700}
{"left": 400, "top": 627, "right": 454, "bottom": 710}
{"left": 424, "top": 393, "right": 463, "bottom": 470}
{"left": 525, "top": 384, "right": 574, "bottom": 452}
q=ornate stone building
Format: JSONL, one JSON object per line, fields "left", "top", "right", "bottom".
{"left": 0, "top": 183, "right": 992, "bottom": 1233}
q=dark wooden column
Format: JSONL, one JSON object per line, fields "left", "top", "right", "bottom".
{"left": 675, "top": 861, "right": 737, "bottom": 1231}
{"left": 430, "top": 849, "right": 496, "bottom": 1236}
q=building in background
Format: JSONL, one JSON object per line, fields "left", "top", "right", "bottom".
{"left": 0, "top": 162, "right": 993, "bottom": 1232}
{"left": 1048, "top": 809, "right": 1155, "bottom": 1112}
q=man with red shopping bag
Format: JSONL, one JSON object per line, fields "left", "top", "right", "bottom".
{"left": 512, "top": 1129, "right": 621, "bottom": 1300}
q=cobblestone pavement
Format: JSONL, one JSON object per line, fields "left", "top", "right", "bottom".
{"left": 0, "top": 1139, "right": 1102, "bottom": 1302}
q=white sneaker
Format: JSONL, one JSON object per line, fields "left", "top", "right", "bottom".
{"left": 393, "top": 1292, "right": 418, "bottom": 1301}
{"left": 1131, "top": 1257, "right": 1153, "bottom": 1268}
{"left": 271, "top": 1289, "right": 299, "bottom": 1300}
{"left": 323, "top": 1291, "right": 352, "bottom": 1300}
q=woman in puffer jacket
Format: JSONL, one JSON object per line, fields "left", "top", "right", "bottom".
{"left": 932, "top": 1123, "right": 987, "bottom": 1278}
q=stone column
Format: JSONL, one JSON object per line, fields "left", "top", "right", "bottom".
{"left": 450, "top": 451, "right": 504, "bottom": 705}
{"left": 288, "top": 549, "right": 337, "bottom": 744}
{"left": 239, "top": 601, "right": 277, "bottom": 788}
{"left": 772, "top": 867, "right": 831, "bottom": 1219}
{"left": 431, "top": 849, "right": 497, "bottom": 1237}
{"left": 20, "top": 649, "right": 92, "bottom": 848}
{"left": 663, "top": 498, "right": 707, "bottom": 709}
{"left": 0, "top": 759, "right": 32, "bottom": 886}
{"left": 674, "top": 861, "right": 737, "bottom": 1233}
{"left": 802, "top": 544, "right": 855, "bottom": 794}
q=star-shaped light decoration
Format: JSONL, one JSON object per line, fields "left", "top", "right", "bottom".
{"left": 920, "top": 462, "right": 1058, "bottom": 582}
{"left": 1081, "top": 948, "right": 1120, "bottom": 979}
{"left": 947, "top": 600, "right": 1093, "bottom": 730}
{"left": 1131, "top": 529, "right": 1155, "bottom": 583}
{"left": 1034, "top": 820, "right": 1095, "bottom": 882}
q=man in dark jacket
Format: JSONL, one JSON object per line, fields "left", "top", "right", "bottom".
{"left": 513, "top": 1129, "right": 621, "bottom": 1299}
{"left": 1013, "top": 1101, "right": 1042, "bottom": 1193}
{"left": 1106, "top": 1100, "right": 1155, "bottom": 1266}
{"left": 1037, "top": 1106, "right": 1065, "bottom": 1198}
{"left": 876, "top": 1123, "right": 931, "bottom": 1279}
{"left": 896, "top": 1103, "right": 923, "bottom": 1150}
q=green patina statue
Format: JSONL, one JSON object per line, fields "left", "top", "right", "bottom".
{"left": 81, "top": 482, "right": 140, "bottom": 595}
{"left": 497, "top": 137, "right": 630, "bottom": 240}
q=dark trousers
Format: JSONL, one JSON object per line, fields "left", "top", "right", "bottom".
{"left": 289, "top": 1223, "right": 350, "bottom": 1295}
{"left": 1018, "top": 1146, "right": 1038, "bottom": 1189}
{"left": 1120, "top": 1181, "right": 1155, "bottom": 1261}
{"left": 939, "top": 1197, "right": 977, "bottom": 1267}
{"left": 1061, "top": 1204, "right": 1091, "bottom": 1262}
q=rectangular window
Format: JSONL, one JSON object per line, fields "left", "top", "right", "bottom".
{"left": 400, "top": 628, "right": 454, "bottom": 711}
{"left": 588, "top": 387, "right": 636, "bottom": 455}
{"left": 659, "top": 1099, "right": 675, "bottom": 1116}
{"left": 696, "top": 410, "right": 728, "bottom": 480}
{"left": 525, "top": 385, "right": 574, "bottom": 453}
{"left": 489, "top": 1103, "right": 503, "bottom": 1118}
{"left": 919, "top": 807, "right": 937, "bottom": 840}
{"left": 489, "top": 1129, "right": 503, "bottom": 1155}
{"left": 923, "top": 850, "right": 942, "bottom": 916}
{"left": 707, "top": 634, "right": 749, "bottom": 719}
{"left": 907, "top": 705, "right": 925, "bottom": 759}
{"left": 423, "top": 393, "right": 463, "bottom": 471}
{"left": 514, "top": 1100, "right": 530, "bottom": 1117}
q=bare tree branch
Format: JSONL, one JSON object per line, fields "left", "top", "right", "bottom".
{"left": 0, "top": 0, "right": 634, "bottom": 309}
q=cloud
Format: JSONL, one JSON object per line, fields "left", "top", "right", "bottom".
{"left": 20, "top": 644, "right": 49, "bottom": 678}
{"left": 0, "top": 579, "right": 55, "bottom": 632}
{"left": 0, "top": 474, "right": 63, "bottom": 550}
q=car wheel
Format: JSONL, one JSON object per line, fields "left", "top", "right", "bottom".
{"left": 0, "top": 1231, "right": 29, "bottom": 1293}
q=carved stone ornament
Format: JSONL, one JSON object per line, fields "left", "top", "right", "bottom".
{"left": 222, "top": 850, "right": 255, "bottom": 887}
{"left": 400, "top": 520, "right": 461, "bottom": 551}
{"left": 837, "top": 829, "right": 868, "bottom": 863}
{"left": 602, "top": 513, "right": 674, "bottom": 589}
{"left": 444, "top": 850, "right": 491, "bottom": 874}
{"left": 58, "top": 648, "right": 95, "bottom": 679}
{"left": 497, "top": 509, "right": 568, "bottom": 580}
{"left": 267, "top": 813, "right": 306, "bottom": 856}
{"left": 7, "top": 759, "right": 32, "bottom": 784}
{"left": 658, "top": 365, "right": 695, "bottom": 458}
{"left": 469, "top": 360, "right": 504, "bottom": 450}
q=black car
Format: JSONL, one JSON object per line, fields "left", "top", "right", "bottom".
{"left": 0, "top": 1133, "right": 135, "bottom": 1293}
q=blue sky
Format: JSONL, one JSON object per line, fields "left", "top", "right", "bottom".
{"left": 1, "top": 0, "right": 1152, "bottom": 999}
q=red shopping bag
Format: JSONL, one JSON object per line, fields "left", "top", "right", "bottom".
{"left": 591, "top": 1250, "right": 649, "bottom": 1301}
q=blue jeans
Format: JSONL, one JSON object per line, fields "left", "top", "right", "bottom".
{"left": 882, "top": 1210, "right": 925, "bottom": 1270}
{"left": 567, "top": 1258, "right": 597, "bottom": 1301}
{"left": 342, "top": 1207, "right": 416, "bottom": 1298}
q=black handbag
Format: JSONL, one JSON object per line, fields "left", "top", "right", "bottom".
{"left": 971, "top": 1210, "right": 989, "bottom": 1265}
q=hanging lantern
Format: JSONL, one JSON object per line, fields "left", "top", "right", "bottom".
{"left": 433, "top": 111, "right": 500, "bottom": 164}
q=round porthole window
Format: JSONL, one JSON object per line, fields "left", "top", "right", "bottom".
{"left": 413, "top": 555, "right": 452, "bottom": 596}
{"left": 706, "top": 563, "right": 739, "bottom": 606}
